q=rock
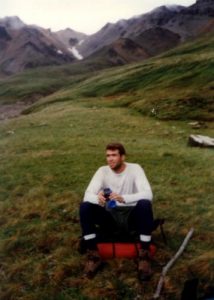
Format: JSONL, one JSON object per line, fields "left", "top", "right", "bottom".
{"left": 188, "top": 121, "right": 207, "bottom": 129}
{"left": 188, "top": 134, "right": 214, "bottom": 147}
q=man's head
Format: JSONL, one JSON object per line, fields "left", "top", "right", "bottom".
{"left": 105, "top": 143, "right": 126, "bottom": 172}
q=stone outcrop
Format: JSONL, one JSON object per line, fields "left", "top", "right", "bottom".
{"left": 188, "top": 135, "right": 214, "bottom": 148}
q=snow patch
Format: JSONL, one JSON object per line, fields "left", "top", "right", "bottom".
{"left": 68, "top": 47, "right": 83, "bottom": 60}
{"left": 78, "top": 39, "right": 84, "bottom": 45}
{"left": 57, "top": 49, "right": 63, "bottom": 54}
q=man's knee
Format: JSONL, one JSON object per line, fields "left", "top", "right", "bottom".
{"left": 80, "top": 201, "right": 95, "bottom": 215}
{"left": 136, "top": 199, "right": 152, "bottom": 210}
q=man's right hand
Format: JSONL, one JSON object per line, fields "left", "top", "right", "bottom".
{"left": 98, "top": 191, "right": 106, "bottom": 207}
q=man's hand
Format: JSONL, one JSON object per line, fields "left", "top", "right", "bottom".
{"left": 110, "top": 192, "right": 125, "bottom": 203}
{"left": 98, "top": 191, "right": 106, "bottom": 206}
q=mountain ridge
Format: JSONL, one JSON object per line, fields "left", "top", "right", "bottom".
{"left": 0, "top": 0, "right": 214, "bottom": 76}
{"left": 76, "top": 0, "right": 214, "bottom": 58}
{"left": 0, "top": 18, "right": 77, "bottom": 76}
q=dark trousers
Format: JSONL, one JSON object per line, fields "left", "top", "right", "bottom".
{"left": 79, "top": 199, "right": 154, "bottom": 249}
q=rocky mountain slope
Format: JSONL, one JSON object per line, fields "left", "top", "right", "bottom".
{"left": 0, "top": 17, "right": 77, "bottom": 75}
{"left": 54, "top": 28, "right": 88, "bottom": 60}
{"left": 0, "top": 0, "right": 213, "bottom": 76}
{"left": 55, "top": 28, "right": 87, "bottom": 48}
{"left": 86, "top": 27, "right": 181, "bottom": 67}
{"left": 76, "top": 0, "right": 214, "bottom": 59}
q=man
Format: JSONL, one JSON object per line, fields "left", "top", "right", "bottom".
{"left": 79, "top": 142, "right": 154, "bottom": 280}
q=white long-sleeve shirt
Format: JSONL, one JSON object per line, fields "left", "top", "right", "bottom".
{"left": 83, "top": 162, "right": 153, "bottom": 206}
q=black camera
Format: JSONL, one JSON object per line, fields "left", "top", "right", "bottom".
{"left": 103, "top": 188, "right": 112, "bottom": 199}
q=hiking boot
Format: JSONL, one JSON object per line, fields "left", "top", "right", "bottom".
{"left": 138, "top": 249, "right": 153, "bottom": 281}
{"left": 83, "top": 250, "right": 103, "bottom": 279}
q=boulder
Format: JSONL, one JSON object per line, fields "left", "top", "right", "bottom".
{"left": 188, "top": 121, "right": 207, "bottom": 129}
{"left": 188, "top": 134, "right": 214, "bottom": 148}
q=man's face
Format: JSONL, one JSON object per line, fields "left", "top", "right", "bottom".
{"left": 106, "top": 149, "right": 125, "bottom": 171}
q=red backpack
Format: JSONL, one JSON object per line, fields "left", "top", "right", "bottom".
{"left": 78, "top": 218, "right": 166, "bottom": 259}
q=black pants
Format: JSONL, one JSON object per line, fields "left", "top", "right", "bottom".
{"left": 79, "top": 199, "right": 154, "bottom": 248}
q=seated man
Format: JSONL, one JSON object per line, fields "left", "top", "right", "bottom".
{"left": 79, "top": 142, "right": 154, "bottom": 280}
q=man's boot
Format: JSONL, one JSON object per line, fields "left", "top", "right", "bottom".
{"left": 138, "top": 249, "right": 153, "bottom": 281}
{"left": 83, "top": 250, "right": 103, "bottom": 279}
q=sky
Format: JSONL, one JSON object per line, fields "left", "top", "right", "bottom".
{"left": 1, "top": 0, "right": 196, "bottom": 34}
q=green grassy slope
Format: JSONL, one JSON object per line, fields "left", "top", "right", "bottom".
{"left": 0, "top": 61, "right": 112, "bottom": 104}
{"left": 46, "top": 34, "right": 213, "bottom": 121}
{"left": 0, "top": 34, "right": 214, "bottom": 300}
{"left": 0, "top": 99, "right": 214, "bottom": 299}
{"left": 0, "top": 34, "right": 214, "bottom": 120}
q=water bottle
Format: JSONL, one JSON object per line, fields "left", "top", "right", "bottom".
{"left": 103, "top": 188, "right": 117, "bottom": 209}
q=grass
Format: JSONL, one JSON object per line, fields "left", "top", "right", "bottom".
{"left": 18, "top": 34, "right": 214, "bottom": 121}
{"left": 0, "top": 33, "right": 214, "bottom": 299}
{"left": 0, "top": 57, "right": 116, "bottom": 104}
{"left": 0, "top": 98, "right": 214, "bottom": 299}
{"left": 0, "top": 34, "right": 214, "bottom": 121}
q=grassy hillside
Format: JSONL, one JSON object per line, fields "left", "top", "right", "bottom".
{"left": 36, "top": 34, "right": 213, "bottom": 121}
{"left": 0, "top": 34, "right": 214, "bottom": 300}
{"left": 0, "top": 60, "right": 113, "bottom": 105}
{"left": 0, "top": 34, "right": 214, "bottom": 121}
{"left": 0, "top": 97, "right": 214, "bottom": 300}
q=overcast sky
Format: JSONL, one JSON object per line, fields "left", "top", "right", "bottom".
{"left": 1, "top": 0, "right": 196, "bottom": 34}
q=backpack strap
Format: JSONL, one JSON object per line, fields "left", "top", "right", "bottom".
{"left": 134, "top": 242, "right": 140, "bottom": 257}
{"left": 159, "top": 219, "right": 167, "bottom": 245}
{"left": 112, "top": 242, "right": 116, "bottom": 258}
{"left": 153, "top": 218, "right": 167, "bottom": 245}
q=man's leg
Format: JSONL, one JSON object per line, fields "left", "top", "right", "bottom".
{"left": 79, "top": 201, "right": 116, "bottom": 278}
{"left": 128, "top": 199, "right": 154, "bottom": 249}
{"left": 80, "top": 201, "right": 117, "bottom": 249}
{"left": 128, "top": 199, "right": 154, "bottom": 281}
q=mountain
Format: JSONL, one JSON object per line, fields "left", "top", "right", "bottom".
{"left": 76, "top": 0, "right": 214, "bottom": 58}
{"left": 0, "top": 16, "right": 25, "bottom": 29}
{"left": 87, "top": 38, "right": 149, "bottom": 66}
{"left": 55, "top": 28, "right": 87, "bottom": 48}
{"left": 0, "top": 0, "right": 213, "bottom": 76}
{"left": 86, "top": 27, "right": 180, "bottom": 67}
{"left": 189, "top": 0, "right": 214, "bottom": 15}
{"left": 123, "top": 27, "right": 180, "bottom": 58}
{"left": 0, "top": 17, "right": 78, "bottom": 76}
{"left": 54, "top": 28, "right": 88, "bottom": 60}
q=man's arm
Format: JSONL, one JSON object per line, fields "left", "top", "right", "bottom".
{"left": 83, "top": 167, "right": 104, "bottom": 205}
{"left": 122, "top": 164, "right": 153, "bottom": 204}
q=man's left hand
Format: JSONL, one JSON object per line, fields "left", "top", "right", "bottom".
{"left": 110, "top": 192, "right": 125, "bottom": 203}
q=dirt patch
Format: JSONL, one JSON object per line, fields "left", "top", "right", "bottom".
{"left": 0, "top": 102, "right": 29, "bottom": 121}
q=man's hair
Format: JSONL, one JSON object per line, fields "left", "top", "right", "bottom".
{"left": 106, "top": 142, "right": 126, "bottom": 156}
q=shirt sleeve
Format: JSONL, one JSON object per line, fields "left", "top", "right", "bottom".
{"left": 83, "top": 167, "right": 104, "bottom": 204}
{"left": 122, "top": 164, "right": 153, "bottom": 204}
